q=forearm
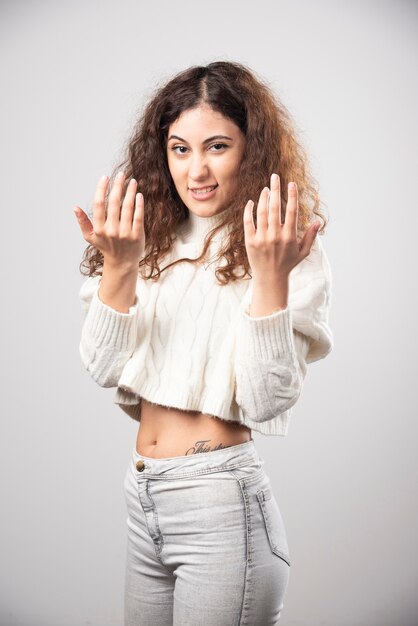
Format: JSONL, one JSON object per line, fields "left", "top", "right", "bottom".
{"left": 98, "top": 260, "right": 139, "bottom": 312}
{"left": 248, "top": 275, "right": 289, "bottom": 317}
{"left": 235, "top": 274, "right": 308, "bottom": 424}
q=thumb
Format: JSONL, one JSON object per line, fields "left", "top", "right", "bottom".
{"left": 73, "top": 206, "right": 94, "bottom": 242}
{"left": 299, "top": 222, "right": 321, "bottom": 258}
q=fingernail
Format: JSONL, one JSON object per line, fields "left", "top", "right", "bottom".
{"left": 271, "top": 173, "right": 278, "bottom": 183}
{"left": 117, "top": 171, "right": 124, "bottom": 180}
{"left": 289, "top": 182, "right": 296, "bottom": 190}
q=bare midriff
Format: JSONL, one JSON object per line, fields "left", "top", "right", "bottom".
{"left": 136, "top": 398, "right": 252, "bottom": 458}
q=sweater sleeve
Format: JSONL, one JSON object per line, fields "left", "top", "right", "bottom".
{"left": 78, "top": 275, "right": 139, "bottom": 387}
{"left": 234, "top": 234, "right": 333, "bottom": 424}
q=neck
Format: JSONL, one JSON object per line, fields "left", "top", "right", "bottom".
{"left": 178, "top": 206, "right": 234, "bottom": 244}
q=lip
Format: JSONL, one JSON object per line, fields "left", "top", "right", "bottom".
{"left": 189, "top": 184, "right": 218, "bottom": 201}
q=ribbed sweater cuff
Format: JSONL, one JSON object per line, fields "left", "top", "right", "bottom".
{"left": 239, "top": 306, "right": 294, "bottom": 360}
{"left": 83, "top": 288, "right": 138, "bottom": 351}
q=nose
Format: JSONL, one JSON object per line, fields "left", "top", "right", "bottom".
{"left": 188, "top": 152, "right": 210, "bottom": 182}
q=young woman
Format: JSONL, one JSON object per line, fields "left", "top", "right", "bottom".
{"left": 75, "top": 61, "right": 333, "bottom": 626}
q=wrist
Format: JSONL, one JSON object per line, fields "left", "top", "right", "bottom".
{"left": 249, "top": 275, "right": 289, "bottom": 317}
{"left": 251, "top": 272, "right": 290, "bottom": 288}
{"left": 103, "top": 258, "right": 139, "bottom": 275}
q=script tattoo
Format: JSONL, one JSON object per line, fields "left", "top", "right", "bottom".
{"left": 185, "top": 439, "right": 229, "bottom": 455}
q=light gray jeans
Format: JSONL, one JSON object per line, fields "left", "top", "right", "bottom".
{"left": 123, "top": 438, "right": 291, "bottom": 625}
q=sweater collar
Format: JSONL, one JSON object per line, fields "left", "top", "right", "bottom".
{"left": 177, "top": 206, "right": 234, "bottom": 244}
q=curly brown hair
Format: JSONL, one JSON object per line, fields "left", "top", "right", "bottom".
{"left": 80, "top": 60, "right": 329, "bottom": 285}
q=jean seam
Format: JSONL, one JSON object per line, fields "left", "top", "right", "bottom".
{"left": 136, "top": 481, "right": 174, "bottom": 575}
{"left": 145, "top": 482, "right": 164, "bottom": 554}
{"left": 228, "top": 472, "right": 252, "bottom": 626}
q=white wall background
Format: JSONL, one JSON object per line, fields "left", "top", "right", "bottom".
{"left": 1, "top": 0, "right": 417, "bottom": 624}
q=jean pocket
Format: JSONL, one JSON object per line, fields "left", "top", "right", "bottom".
{"left": 256, "top": 486, "right": 291, "bottom": 566}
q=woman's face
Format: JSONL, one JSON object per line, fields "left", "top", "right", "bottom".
{"left": 166, "top": 104, "right": 246, "bottom": 217}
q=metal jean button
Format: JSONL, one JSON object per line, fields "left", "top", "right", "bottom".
{"left": 135, "top": 460, "right": 145, "bottom": 472}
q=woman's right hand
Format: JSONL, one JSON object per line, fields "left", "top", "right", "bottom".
{"left": 73, "top": 171, "right": 146, "bottom": 269}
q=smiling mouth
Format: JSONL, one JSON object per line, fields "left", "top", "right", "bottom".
{"left": 189, "top": 184, "right": 218, "bottom": 194}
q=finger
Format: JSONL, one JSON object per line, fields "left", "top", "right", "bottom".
{"left": 243, "top": 200, "right": 255, "bottom": 240}
{"left": 92, "top": 175, "right": 109, "bottom": 229}
{"left": 299, "top": 222, "right": 321, "bottom": 258}
{"left": 256, "top": 186, "right": 269, "bottom": 233}
{"left": 120, "top": 178, "right": 138, "bottom": 234}
{"left": 73, "top": 206, "right": 94, "bottom": 241}
{"left": 132, "top": 192, "right": 145, "bottom": 240}
{"left": 268, "top": 173, "right": 281, "bottom": 232}
{"left": 107, "top": 170, "right": 126, "bottom": 228}
{"left": 283, "top": 181, "right": 298, "bottom": 238}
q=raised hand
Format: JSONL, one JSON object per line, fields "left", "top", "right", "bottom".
{"left": 243, "top": 173, "right": 320, "bottom": 283}
{"left": 73, "top": 171, "right": 146, "bottom": 269}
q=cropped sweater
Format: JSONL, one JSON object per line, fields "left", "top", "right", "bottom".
{"left": 78, "top": 208, "right": 333, "bottom": 436}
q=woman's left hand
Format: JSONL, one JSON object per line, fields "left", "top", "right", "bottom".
{"left": 243, "top": 173, "right": 321, "bottom": 283}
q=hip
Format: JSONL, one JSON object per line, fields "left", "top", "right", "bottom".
{"left": 124, "top": 438, "right": 291, "bottom": 568}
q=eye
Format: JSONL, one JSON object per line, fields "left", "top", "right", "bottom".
{"left": 170, "top": 143, "right": 229, "bottom": 155}
{"left": 209, "top": 143, "right": 228, "bottom": 151}
{"left": 171, "top": 145, "right": 188, "bottom": 154}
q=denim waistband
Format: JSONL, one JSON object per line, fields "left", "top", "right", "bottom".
{"left": 132, "top": 438, "right": 262, "bottom": 478}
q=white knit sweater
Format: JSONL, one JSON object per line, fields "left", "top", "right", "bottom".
{"left": 78, "top": 208, "right": 333, "bottom": 436}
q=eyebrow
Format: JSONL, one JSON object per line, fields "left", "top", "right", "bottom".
{"left": 167, "top": 134, "right": 233, "bottom": 144}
